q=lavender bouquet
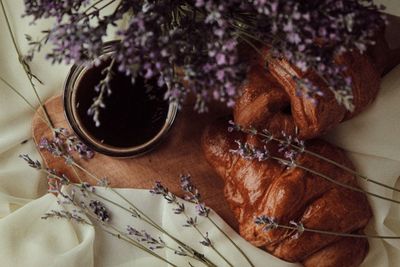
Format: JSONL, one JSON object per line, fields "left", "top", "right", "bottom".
{"left": 23, "top": 0, "right": 384, "bottom": 126}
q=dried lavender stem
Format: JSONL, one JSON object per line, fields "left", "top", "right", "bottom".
{"left": 105, "top": 224, "right": 179, "bottom": 267}
{"left": 71, "top": 165, "right": 84, "bottom": 184}
{"left": 55, "top": 190, "right": 176, "bottom": 266}
{"left": 179, "top": 175, "right": 254, "bottom": 267}
{"left": 84, "top": 0, "right": 117, "bottom": 18}
{"left": 88, "top": 57, "right": 116, "bottom": 126}
{"left": 243, "top": 128, "right": 400, "bottom": 193}
{"left": 170, "top": 200, "right": 234, "bottom": 267}
{"left": 86, "top": 190, "right": 204, "bottom": 263}
{"left": 111, "top": 192, "right": 216, "bottom": 267}
{"left": 0, "top": 75, "right": 50, "bottom": 126}
{"left": 296, "top": 146, "right": 400, "bottom": 193}
{"left": 82, "top": 0, "right": 106, "bottom": 15}
{"left": 272, "top": 156, "right": 400, "bottom": 205}
{"left": 73, "top": 196, "right": 179, "bottom": 267}
{"left": 260, "top": 222, "right": 400, "bottom": 240}
{"left": 184, "top": 185, "right": 254, "bottom": 267}
{"left": 70, "top": 161, "right": 216, "bottom": 267}
{"left": 207, "top": 216, "right": 254, "bottom": 267}
{"left": 0, "top": 0, "right": 54, "bottom": 130}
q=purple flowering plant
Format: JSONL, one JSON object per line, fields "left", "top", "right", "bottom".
{"left": 23, "top": 0, "right": 385, "bottom": 125}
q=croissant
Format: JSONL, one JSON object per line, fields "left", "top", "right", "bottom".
{"left": 201, "top": 119, "right": 372, "bottom": 267}
{"left": 234, "top": 33, "right": 398, "bottom": 140}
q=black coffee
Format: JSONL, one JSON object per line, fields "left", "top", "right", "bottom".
{"left": 74, "top": 60, "right": 169, "bottom": 148}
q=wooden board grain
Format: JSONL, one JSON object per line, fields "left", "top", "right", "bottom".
{"left": 32, "top": 95, "right": 238, "bottom": 229}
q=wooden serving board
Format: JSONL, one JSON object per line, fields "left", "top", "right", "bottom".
{"left": 32, "top": 95, "right": 238, "bottom": 229}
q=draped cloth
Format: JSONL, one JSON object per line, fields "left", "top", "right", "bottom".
{"left": 0, "top": 1, "right": 399, "bottom": 266}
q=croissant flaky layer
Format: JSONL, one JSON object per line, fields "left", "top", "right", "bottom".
{"left": 234, "top": 46, "right": 383, "bottom": 140}
{"left": 201, "top": 119, "right": 372, "bottom": 267}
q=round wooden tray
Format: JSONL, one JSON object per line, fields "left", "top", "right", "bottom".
{"left": 32, "top": 95, "right": 238, "bottom": 229}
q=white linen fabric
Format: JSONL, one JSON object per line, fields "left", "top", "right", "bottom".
{"left": 0, "top": 1, "right": 399, "bottom": 266}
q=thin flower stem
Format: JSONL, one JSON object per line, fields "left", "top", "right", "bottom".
{"left": 0, "top": 76, "right": 35, "bottom": 111}
{"left": 185, "top": 188, "right": 253, "bottom": 267}
{"left": 271, "top": 156, "right": 400, "bottom": 205}
{"left": 192, "top": 219, "right": 233, "bottom": 267}
{"left": 244, "top": 128, "right": 400, "bottom": 193}
{"left": 207, "top": 216, "right": 254, "bottom": 267}
{"left": 82, "top": 0, "right": 106, "bottom": 15}
{"left": 49, "top": 189, "right": 179, "bottom": 266}
{"left": 88, "top": 189, "right": 208, "bottom": 266}
{"left": 298, "top": 146, "right": 400, "bottom": 193}
{"left": 106, "top": 224, "right": 179, "bottom": 267}
{"left": 71, "top": 166, "right": 84, "bottom": 184}
{"left": 56, "top": 190, "right": 176, "bottom": 266}
{"left": 264, "top": 223, "right": 400, "bottom": 239}
{"left": 0, "top": 0, "right": 54, "bottom": 129}
{"left": 70, "top": 160, "right": 216, "bottom": 267}
{"left": 84, "top": 0, "right": 117, "bottom": 18}
{"left": 110, "top": 232, "right": 177, "bottom": 265}
{"left": 76, "top": 197, "right": 180, "bottom": 267}
{"left": 180, "top": 176, "right": 253, "bottom": 267}
{"left": 236, "top": 34, "right": 264, "bottom": 58}
{"left": 172, "top": 201, "right": 234, "bottom": 267}
{"left": 0, "top": 75, "right": 50, "bottom": 126}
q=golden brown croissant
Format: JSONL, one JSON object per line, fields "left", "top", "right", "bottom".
{"left": 201, "top": 119, "right": 372, "bottom": 267}
{"left": 234, "top": 34, "right": 399, "bottom": 140}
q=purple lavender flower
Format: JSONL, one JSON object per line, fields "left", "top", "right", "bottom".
{"left": 150, "top": 181, "right": 168, "bottom": 195}
{"left": 289, "top": 220, "right": 305, "bottom": 239}
{"left": 127, "top": 226, "right": 166, "bottom": 250}
{"left": 180, "top": 174, "right": 201, "bottom": 203}
{"left": 184, "top": 216, "right": 198, "bottom": 227}
{"left": 97, "top": 177, "right": 110, "bottom": 187}
{"left": 42, "top": 210, "right": 88, "bottom": 225}
{"left": 39, "top": 137, "right": 63, "bottom": 157}
{"left": 150, "top": 181, "right": 176, "bottom": 203}
{"left": 230, "top": 140, "right": 270, "bottom": 161}
{"left": 24, "top": 0, "right": 385, "bottom": 116}
{"left": 195, "top": 203, "right": 210, "bottom": 217}
{"left": 173, "top": 203, "right": 185, "bottom": 214}
{"left": 200, "top": 232, "right": 212, "bottom": 247}
{"left": 127, "top": 225, "right": 142, "bottom": 237}
{"left": 254, "top": 215, "right": 278, "bottom": 231}
{"left": 39, "top": 128, "right": 94, "bottom": 160}
{"left": 89, "top": 200, "right": 110, "bottom": 222}
{"left": 19, "top": 154, "right": 42, "bottom": 169}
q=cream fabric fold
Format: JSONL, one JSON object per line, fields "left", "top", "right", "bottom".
{"left": 77, "top": 186, "right": 297, "bottom": 267}
{"left": 0, "top": 193, "right": 94, "bottom": 267}
{"left": 325, "top": 65, "right": 400, "bottom": 162}
{"left": 0, "top": 0, "right": 400, "bottom": 266}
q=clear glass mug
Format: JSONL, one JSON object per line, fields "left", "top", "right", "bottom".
{"left": 63, "top": 41, "right": 178, "bottom": 158}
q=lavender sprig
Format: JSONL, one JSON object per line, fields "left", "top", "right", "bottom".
{"left": 254, "top": 215, "right": 400, "bottom": 240}
{"left": 230, "top": 139, "right": 400, "bottom": 205}
{"left": 151, "top": 181, "right": 234, "bottom": 267}
{"left": 43, "top": 180, "right": 180, "bottom": 267}
{"left": 229, "top": 121, "right": 400, "bottom": 194}
{"left": 179, "top": 174, "right": 254, "bottom": 266}
{"left": 67, "top": 165, "right": 216, "bottom": 266}
{"left": 97, "top": 177, "right": 110, "bottom": 187}
{"left": 89, "top": 200, "right": 110, "bottom": 222}
{"left": 19, "top": 154, "right": 42, "bottom": 169}
{"left": 229, "top": 141, "right": 270, "bottom": 162}
{"left": 42, "top": 210, "right": 90, "bottom": 225}
{"left": 39, "top": 127, "right": 94, "bottom": 160}
{"left": 127, "top": 226, "right": 167, "bottom": 251}
{"left": 200, "top": 232, "right": 212, "bottom": 247}
{"left": 23, "top": 0, "right": 385, "bottom": 120}
{"left": 87, "top": 58, "right": 115, "bottom": 127}
{"left": 1, "top": 0, "right": 54, "bottom": 130}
